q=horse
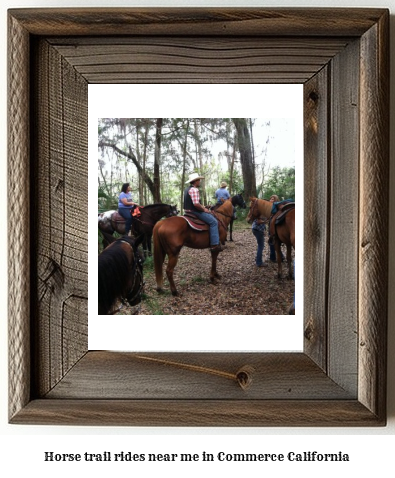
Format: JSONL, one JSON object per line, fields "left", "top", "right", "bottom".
{"left": 98, "top": 235, "right": 144, "bottom": 315}
{"left": 98, "top": 203, "right": 178, "bottom": 255}
{"left": 153, "top": 195, "right": 246, "bottom": 296}
{"left": 211, "top": 193, "right": 246, "bottom": 241}
{"left": 247, "top": 197, "right": 295, "bottom": 280}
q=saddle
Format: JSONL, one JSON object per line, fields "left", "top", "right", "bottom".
{"left": 111, "top": 211, "right": 126, "bottom": 228}
{"left": 269, "top": 202, "right": 295, "bottom": 238}
{"left": 180, "top": 212, "right": 210, "bottom": 231}
{"left": 111, "top": 207, "right": 142, "bottom": 228}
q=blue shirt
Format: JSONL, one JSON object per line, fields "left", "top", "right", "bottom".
{"left": 118, "top": 192, "right": 133, "bottom": 209}
{"left": 215, "top": 188, "right": 230, "bottom": 204}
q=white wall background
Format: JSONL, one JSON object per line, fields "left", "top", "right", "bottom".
{"left": 1, "top": 0, "right": 394, "bottom": 476}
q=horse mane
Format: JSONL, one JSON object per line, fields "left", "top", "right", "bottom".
{"left": 98, "top": 236, "right": 143, "bottom": 314}
{"left": 216, "top": 197, "right": 233, "bottom": 215}
{"left": 141, "top": 203, "right": 170, "bottom": 211}
{"left": 98, "top": 241, "right": 133, "bottom": 314}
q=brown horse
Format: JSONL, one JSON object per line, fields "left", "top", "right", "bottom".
{"left": 153, "top": 196, "right": 243, "bottom": 296}
{"left": 247, "top": 197, "right": 295, "bottom": 279}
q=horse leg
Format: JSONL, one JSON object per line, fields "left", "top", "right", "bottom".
{"left": 166, "top": 252, "right": 181, "bottom": 296}
{"left": 153, "top": 232, "right": 166, "bottom": 293}
{"left": 229, "top": 219, "right": 233, "bottom": 242}
{"left": 210, "top": 250, "right": 221, "bottom": 282}
{"left": 275, "top": 239, "right": 283, "bottom": 279}
{"left": 147, "top": 234, "right": 152, "bottom": 257}
{"left": 142, "top": 234, "right": 149, "bottom": 258}
{"left": 286, "top": 245, "right": 293, "bottom": 279}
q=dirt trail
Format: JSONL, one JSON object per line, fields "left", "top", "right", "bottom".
{"left": 116, "top": 227, "right": 295, "bottom": 316}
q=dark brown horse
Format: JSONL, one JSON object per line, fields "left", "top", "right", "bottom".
{"left": 247, "top": 197, "right": 295, "bottom": 279}
{"left": 98, "top": 235, "right": 144, "bottom": 314}
{"left": 153, "top": 195, "right": 245, "bottom": 296}
{"left": 98, "top": 203, "right": 178, "bottom": 255}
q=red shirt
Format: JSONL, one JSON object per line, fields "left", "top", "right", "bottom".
{"left": 187, "top": 187, "right": 200, "bottom": 207}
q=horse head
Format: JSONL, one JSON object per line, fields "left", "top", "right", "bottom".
{"left": 247, "top": 197, "right": 272, "bottom": 223}
{"left": 167, "top": 204, "right": 179, "bottom": 217}
{"left": 246, "top": 197, "right": 259, "bottom": 223}
{"left": 233, "top": 193, "right": 246, "bottom": 209}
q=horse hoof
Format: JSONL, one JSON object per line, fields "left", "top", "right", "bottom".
{"left": 156, "top": 287, "right": 163, "bottom": 293}
{"left": 171, "top": 290, "right": 179, "bottom": 297}
{"left": 214, "top": 273, "right": 222, "bottom": 279}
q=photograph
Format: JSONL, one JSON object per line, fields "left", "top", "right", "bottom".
{"left": 97, "top": 117, "right": 297, "bottom": 316}
{"left": 88, "top": 85, "right": 303, "bottom": 352}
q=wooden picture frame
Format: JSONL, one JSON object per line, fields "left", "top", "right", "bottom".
{"left": 8, "top": 8, "right": 389, "bottom": 426}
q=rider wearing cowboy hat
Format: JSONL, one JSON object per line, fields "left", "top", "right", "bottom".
{"left": 184, "top": 172, "right": 224, "bottom": 253}
{"left": 214, "top": 181, "right": 231, "bottom": 205}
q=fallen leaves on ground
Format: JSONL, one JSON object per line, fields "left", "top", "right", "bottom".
{"left": 116, "top": 226, "right": 295, "bottom": 316}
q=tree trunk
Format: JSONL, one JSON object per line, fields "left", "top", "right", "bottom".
{"left": 153, "top": 118, "right": 163, "bottom": 203}
{"left": 180, "top": 119, "right": 190, "bottom": 215}
{"left": 229, "top": 133, "right": 237, "bottom": 195}
{"left": 232, "top": 118, "right": 257, "bottom": 198}
{"left": 194, "top": 121, "right": 207, "bottom": 205}
{"left": 99, "top": 140, "right": 157, "bottom": 199}
{"left": 142, "top": 125, "right": 148, "bottom": 204}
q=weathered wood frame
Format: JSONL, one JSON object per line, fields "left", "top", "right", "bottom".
{"left": 8, "top": 8, "right": 389, "bottom": 426}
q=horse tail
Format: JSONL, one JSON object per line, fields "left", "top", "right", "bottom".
{"left": 153, "top": 222, "right": 166, "bottom": 292}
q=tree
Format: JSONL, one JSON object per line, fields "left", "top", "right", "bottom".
{"left": 232, "top": 118, "right": 257, "bottom": 198}
{"left": 153, "top": 118, "right": 163, "bottom": 202}
{"left": 263, "top": 166, "right": 295, "bottom": 200}
{"left": 98, "top": 118, "right": 158, "bottom": 201}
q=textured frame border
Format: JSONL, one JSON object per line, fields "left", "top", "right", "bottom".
{"left": 8, "top": 8, "right": 389, "bottom": 426}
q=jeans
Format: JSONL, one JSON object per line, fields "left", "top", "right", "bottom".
{"left": 191, "top": 210, "right": 220, "bottom": 245}
{"left": 252, "top": 229, "right": 264, "bottom": 266}
{"left": 118, "top": 207, "right": 133, "bottom": 235}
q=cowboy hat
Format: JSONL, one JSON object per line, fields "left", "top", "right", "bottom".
{"left": 185, "top": 172, "right": 205, "bottom": 184}
{"left": 220, "top": 181, "right": 227, "bottom": 188}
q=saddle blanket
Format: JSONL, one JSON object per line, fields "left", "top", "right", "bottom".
{"left": 180, "top": 213, "right": 209, "bottom": 231}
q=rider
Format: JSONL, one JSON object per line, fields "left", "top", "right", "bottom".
{"left": 184, "top": 172, "right": 224, "bottom": 253}
{"left": 118, "top": 182, "right": 139, "bottom": 236}
{"left": 214, "top": 181, "right": 230, "bottom": 204}
{"left": 215, "top": 181, "right": 236, "bottom": 219}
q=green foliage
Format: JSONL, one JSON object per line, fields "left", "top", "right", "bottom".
{"left": 261, "top": 166, "right": 295, "bottom": 200}
{"left": 98, "top": 185, "right": 119, "bottom": 212}
{"left": 140, "top": 293, "right": 166, "bottom": 314}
